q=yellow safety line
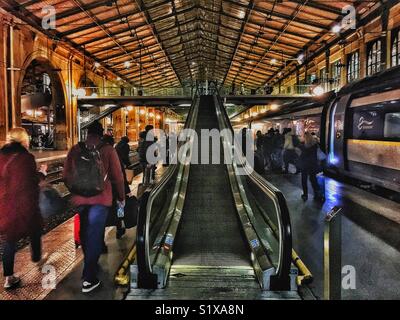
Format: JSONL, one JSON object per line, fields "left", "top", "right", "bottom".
{"left": 114, "top": 247, "right": 312, "bottom": 288}
{"left": 292, "top": 249, "right": 313, "bottom": 286}
{"left": 348, "top": 139, "right": 400, "bottom": 147}
{"left": 114, "top": 244, "right": 137, "bottom": 286}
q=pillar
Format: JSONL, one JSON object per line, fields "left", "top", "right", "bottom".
{"left": 380, "top": 1, "right": 390, "bottom": 71}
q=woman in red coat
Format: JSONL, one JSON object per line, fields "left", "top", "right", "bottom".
{"left": 0, "top": 128, "right": 43, "bottom": 290}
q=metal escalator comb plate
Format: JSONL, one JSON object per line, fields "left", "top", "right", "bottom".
{"left": 171, "top": 273, "right": 186, "bottom": 278}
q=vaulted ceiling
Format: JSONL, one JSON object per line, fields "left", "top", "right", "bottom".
{"left": 1, "top": 0, "right": 380, "bottom": 88}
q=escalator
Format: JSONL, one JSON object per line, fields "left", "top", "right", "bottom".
{"left": 173, "top": 96, "right": 250, "bottom": 268}
{"left": 130, "top": 95, "right": 298, "bottom": 299}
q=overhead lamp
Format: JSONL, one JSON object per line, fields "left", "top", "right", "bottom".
{"left": 127, "top": 106, "right": 134, "bottom": 112}
{"left": 140, "top": 109, "right": 146, "bottom": 115}
{"left": 297, "top": 53, "right": 305, "bottom": 64}
{"left": 124, "top": 61, "right": 131, "bottom": 69}
{"left": 331, "top": 24, "right": 342, "bottom": 34}
{"left": 117, "top": 77, "right": 121, "bottom": 81}
{"left": 156, "top": 114, "right": 161, "bottom": 120}
{"left": 312, "top": 85, "right": 325, "bottom": 96}
{"left": 90, "top": 92, "right": 98, "bottom": 98}
{"left": 94, "top": 62, "right": 101, "bottom": 68}
{"left": 270, "top": 104, "right": 279, "bottom": 111}
{"left": 271, "top": 58, "right": 277, "bottom": 65}
{"left": 149, "top": 112, "right": 154, "bottom": 118}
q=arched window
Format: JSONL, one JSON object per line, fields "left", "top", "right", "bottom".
{"left": 392, "top": 29, "right": 400, "bottom": 67}
{"left": 347, "top": 51, "right": 360, "bottom": 83}
{"left": 367, "top": 40, "right": 381, "bottom": 76}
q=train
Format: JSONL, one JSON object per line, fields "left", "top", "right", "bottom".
{"left": 322, "top": 65, "right": 400, "bottom": 193}
{"left": 248, "top": 65, "right": 400, "bottom": 193}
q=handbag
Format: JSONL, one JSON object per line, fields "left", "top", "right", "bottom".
{"left": 39, "top": 186, "right": 67, "bottom": 219}
{"left": 123, "top": 195, "right": 138, "bottom": 229}
{"left": 106, "top": 195, "right": 138, "bottom": 229}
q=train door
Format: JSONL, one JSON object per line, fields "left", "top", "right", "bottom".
{"left": 327, "top": 94, "right": 352, "bottom": 171}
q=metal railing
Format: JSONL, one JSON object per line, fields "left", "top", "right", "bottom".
{"left": 215, "top": 94, "right": 295, "bottom": 291}
{"left": 75, "top": 86, "right": 194, "bottom": 98}
{"left": 134, "top": 96, "right": 199, "bottom": 289}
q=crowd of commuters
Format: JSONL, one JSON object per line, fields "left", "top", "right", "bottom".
{"left": 254, "top": 127, "right": 325, "bottom": 202}
{"left": 0, "top": 121, "right": 158, "bottom": 293}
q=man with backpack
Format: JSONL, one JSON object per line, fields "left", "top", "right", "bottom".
{"left": 63, "top": 121, "right": 125, "bottom": 293}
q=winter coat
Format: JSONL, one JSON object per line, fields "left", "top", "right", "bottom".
{"left": 116, "top": 140, "right": 131, "bottom": 168}
{"left": 63, "top": 134, "right": 125, "bottom": 207}
{"left": 298, "top": 143, "right": 319, "bottom": 174}
{"left": 0, "top": 143, "right": 42, "bottom": 241}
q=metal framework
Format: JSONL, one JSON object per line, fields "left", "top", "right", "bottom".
{"left": 1, "top": 0, "right": 382, "bottom": 88}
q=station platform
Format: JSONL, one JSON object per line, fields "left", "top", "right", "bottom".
{"left": 0, "top": 165, "right": 165, "bottom": 300}
{"left": 264, "top": 173, "right": 400, "bottom": 300}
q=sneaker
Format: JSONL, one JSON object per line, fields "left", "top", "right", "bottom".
{"left": 4, "top": 276, "right": 21, "bottom": 290}
{"left": 82, "top": 280, "right": 101, "bottom": 293}
{"left": 33, "top": 252, "right": 49, "bottom": 267}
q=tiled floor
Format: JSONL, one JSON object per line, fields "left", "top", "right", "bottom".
{"left": 0, "top": 164, "right": 168, "bottom": 300}
{"left": 265, "top": 173, "right": 400, "bottom": 300}
{"left": 0, "top": 219, "right": 83, "bottom": 300}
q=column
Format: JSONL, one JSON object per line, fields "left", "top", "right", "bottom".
{"left": 380, "top": 1, "right": 390, "bottom": 71}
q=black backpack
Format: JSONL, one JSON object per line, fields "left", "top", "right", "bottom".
{"left": 68, "top": 142, "right": 107, "bottom": 197}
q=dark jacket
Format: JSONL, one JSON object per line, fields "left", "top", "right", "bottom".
{"left": 63, "top": 134, "right": 125, "bottom": 207}
{"left": 298, "top": 143, "right": 319, "bottom": 173}
{"left": 0, "top": 143, "right": 42, "bottom": 241}
{"left": 138, "top": 131, "right": 157, "bottom": 164}
{"left": 116, "top": 140, "right": 131, "bottom": 168}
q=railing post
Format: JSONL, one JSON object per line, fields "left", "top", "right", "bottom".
{"left": 324, "top": 206, "right": 342, "bottom": 300}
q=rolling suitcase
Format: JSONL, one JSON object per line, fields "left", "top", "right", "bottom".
{"left": 74, "top": 213, "right": 81, "bottom": 248}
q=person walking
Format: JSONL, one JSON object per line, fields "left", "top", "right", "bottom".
{"left": 262, "top": 129, "right": 275, "bottom": 170}
{"left": 298, "top": 132, "right": 322, "bottom": 202}
{"left": 63, "top": 121, "right": 125, "bottom": 293}
{"left": 0, "top": 128, "right": 44, "bottom": 290}
{"left": 116, "top": 136, "right": 131, "bottom": 169}
{"left": 114, "top": 136, "right": 133, "bottom": 239}
{"left": 283, "top": 128, "right": 300, "bottom": 174}
{"left": 138, "top": 125, "right": 158, "bottom": 184}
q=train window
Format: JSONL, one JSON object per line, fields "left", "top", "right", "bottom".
{"left": 367, "top": 40, "right": 382, "bottom": 76}
{"left": 384, "top": 113, "right": 400, "bottom": 139}
{"left": 392, "top": 29, "right": 400, "bottom": 67}
{"left": 347, "top": 51, "right": 360, "bottom": 83}
{"left": 352, "top": 109, "right": 384, "bottom": 140}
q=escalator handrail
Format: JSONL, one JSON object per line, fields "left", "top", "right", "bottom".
{"left": 136, "top": 95, "right": 199, "bottom": 288}
{"left": 215, "top": 94, "right": 293, "bottom": 290}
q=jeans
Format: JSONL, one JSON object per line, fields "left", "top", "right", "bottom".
{"left": 2, "top": 230, "right": 42, "bottom": 277}
{"left": 301, "top": 171, "right": 320, "bottom": 197}
{"left": 78, "top": 205, "right": 109, "bottom": 283}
